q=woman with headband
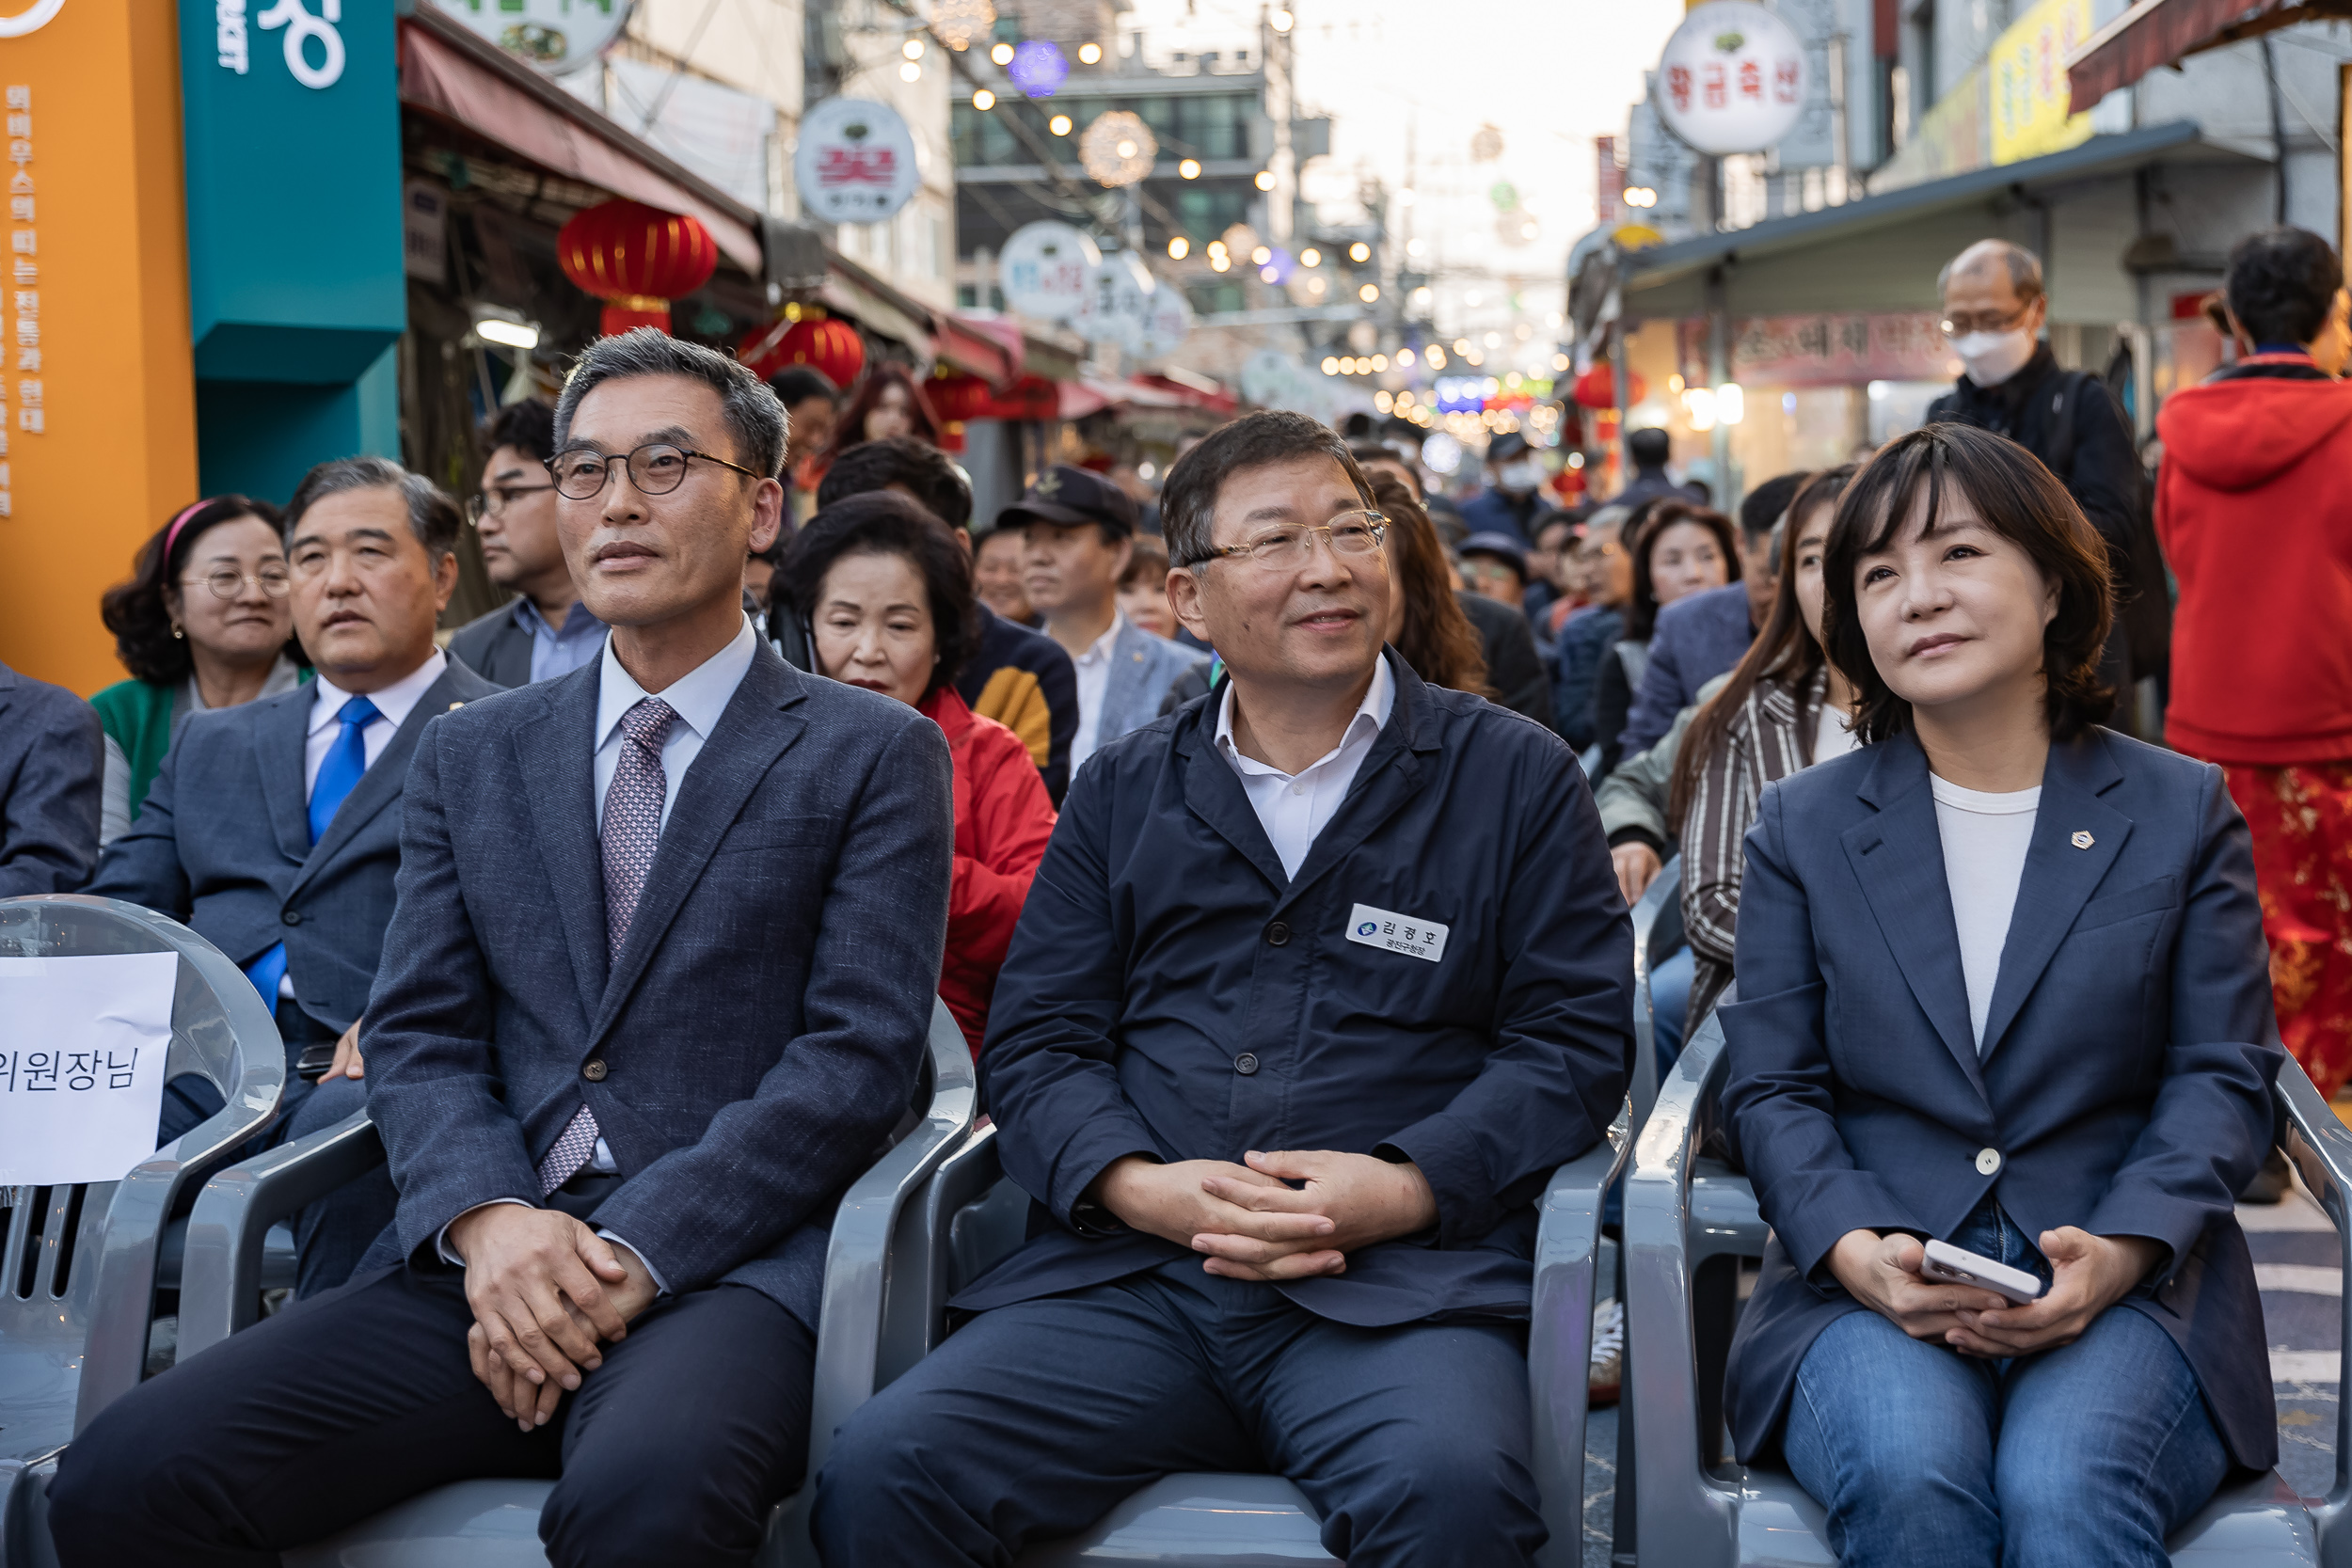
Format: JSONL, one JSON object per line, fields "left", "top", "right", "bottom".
{"left": 90, "top": 496, "right": 306, "bottom": 841}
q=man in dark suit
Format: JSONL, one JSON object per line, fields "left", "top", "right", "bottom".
{"left": 0, "top": 657, "right": 101, "bottom": 895}
{"left": 447, "top": 398, "right": 607, "bottom": 688}
{"left": 812, "top": 411, "right": 1631, "bottom": 1567}
{"left": 87, "top": 455, "right": 493, "bottom": 1292}
{"left": 50, "top": 330, "right": 954, "bottom": 1568}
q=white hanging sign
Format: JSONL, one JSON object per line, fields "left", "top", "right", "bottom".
{"left": 1073, "top": 252, "right": 1156, "bottom": 350}
{"left": 1655, "top": 1, "right": 1807, "bottom": 156}
{"left": 795, "top": 96, "right": 921, "bottom": 225}
{"left": 1127, "top": 284, "right": 1194, "bottom": 362}
{"left": 0, "top": 952, "right": 177, "bottom": 1185}
{"left": 429, "top": 0, "right": 633, "bottom": 76}
{"left": 997, "top": 221, "right": 1100, "bottom": 325}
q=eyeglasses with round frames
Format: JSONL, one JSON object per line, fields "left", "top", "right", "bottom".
{"left": 466, "top": 483, "right": 556, "bottom": 524}
{"left": 1185, "top": 511, "right": 1389, "bottom": 570}
{"left": 182, "top": 567, "right": 292, "bottom": 601}
{"left": 546, "top": 442, "right": 764, "bottom": 500}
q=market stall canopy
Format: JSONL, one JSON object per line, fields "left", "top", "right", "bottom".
{"left": 400, "top": 7, "right": 763, "bottom": 272}
{"left": 2063, "top": 0, "right": 2351, "bottom": 114}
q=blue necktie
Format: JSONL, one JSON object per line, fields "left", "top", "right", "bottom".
{"left": 242, "top": 695, "right": 380, "bottom": 1006}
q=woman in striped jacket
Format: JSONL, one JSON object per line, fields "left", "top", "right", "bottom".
{"left": 1669, "top": 465, "right": 1862, "bottom": 1032}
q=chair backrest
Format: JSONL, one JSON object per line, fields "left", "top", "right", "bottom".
{"left": 1629, "top": 855, "right": 1683, "bottom": 1125}
{"left": 2273, "top": 1053, "right": 2352, "bottom": 1553}
{"left": 0, "top": 895, "right": 282, "bottom": 1458}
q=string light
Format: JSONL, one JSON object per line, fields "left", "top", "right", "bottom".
{"left": 1168, "top": 236, "right": 1189, "bottom": 259}
{"left": 1077, "top": 40, "right": 1103, "bottom": 63}
{"left": 1349, "top": 242, "right": 1370, "bottom": 262}
{"left": 1322, "top": 356, "right": 1340, "bottom": 374}
{"left": 1079, "top": 110, "right": 1154, "bottom": 185}
{"left": 1396, "top": 347, "right": 1415, "bottom": 367}
{"left": 1049, "top": 114, "right": 1072, "bottom": 135}
{"left": 971, "top": 87, "right": 995, "bottom": 109}
{"left": 1271, "top": 8, "right": 1295, "bottom": 31}
{"left": 990, "top": 40, "right": 1014, "bottom": 63}
{"left": 1250, "top": 245, "right": 1271, "bottom": 265}
{"left": 1253, "top": 170, "right": 1276, "bottom": 191}
{"left": 1371, "top": 354, "right": 1389, "bottom": 372}
{"left": 1299, "top": 247, "right": 1321, "bottom": 267}
{"left": 1179, "top": 158, "right": 1201, "bottom": 180}
{"left": 900, "top": 60, "right": 922, "bottom": 80}
{"left": 1359, "top": 283, "right": 1379, "bottom": 303}
{"left": 902, "top": 38, "right": 925, "bottom": 58}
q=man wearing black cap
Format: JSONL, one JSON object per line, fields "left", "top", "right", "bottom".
{"left": 1456, "top": 431, "right": 1546, "bottom": 545}
{"left": 1007, "top": 465, "right": 1196, "bottom": 770}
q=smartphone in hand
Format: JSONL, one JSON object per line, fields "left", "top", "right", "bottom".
{"left": 1920, "top": 1238, "right": 2047, "bottom": 1305}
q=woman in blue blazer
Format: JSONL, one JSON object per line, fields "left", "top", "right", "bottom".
{"left": 1719, "top": 422, "right": 2281, "bottom": 1568}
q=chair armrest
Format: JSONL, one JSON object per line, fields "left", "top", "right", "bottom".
{"left": 805, "top": 1000, "right": 977, "bottom": 1474}
{"left": 2274, "top": 1054, "right": 2352, "bottom": 1555}
{"left": 174, "top": 1108, "right": 386, "bottom": 1362}
{"left": 1530, "top": 1097, "right": 1632, "bottom": 1568}
{"left": 1629, "top": 857, "right": 1682, "bottom": 1127}
{"left": 1624, "top": 1007, "right": 1740, "bottom": 1568}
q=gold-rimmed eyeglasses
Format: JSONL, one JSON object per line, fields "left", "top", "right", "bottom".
{"left": 181, "top": 567, "right": 292, "bottom": 600}
{"left": 546, "top": 442, "right": 763, "bottom": 500}
{"left": 1184, "top": 511, "right": 1390, "bottom": 570}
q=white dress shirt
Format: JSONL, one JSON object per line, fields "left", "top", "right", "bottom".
{"left": 1931, "top": 774, "right": 2041, "bottom": 1054}
{"left": 1068, "top": 610, "right": 1128, "bottom": 771}
{"left": 1215, "top": 657, "right": 1395, "bottom": 879}
{"left": 304, "top": 649, "right": 447, "bottom": 795}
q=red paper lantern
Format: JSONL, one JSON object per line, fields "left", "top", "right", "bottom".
{"left": 926, "top": 371, "right": 990, "bottom": 424}
{"left": 739, "top": 314, "right": 867, "bottom": 391}
{"left": 557, "top": 199, "right": 719, "bottom": 338}
{"left": 1571, "top": 363, "right": 1646, "bottom": 410}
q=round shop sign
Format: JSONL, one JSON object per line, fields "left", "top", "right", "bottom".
{"left": 1126, "top": 283, "right": 1194, "bottom": 362}
{"left": 0, "top": 0, "right": 65, "bottom": 38}
{"left": 796, "top": 96, "right": 921, "bottom": 225}
{"left": 997, "top": 221, "right": 1101, "bottom": 326}
{"left": 1073, "top": 252, "right": 1156, "bottom": 351}
{"left": 429, "top": 0, "right": 633, "bottom": 74}
{"left": 1655, "top": 1, "right": 1807, "bottom": 157}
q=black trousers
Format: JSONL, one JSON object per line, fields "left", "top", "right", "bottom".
{"left": 46, "top": 1263, "right": 817, "bottom": 1568}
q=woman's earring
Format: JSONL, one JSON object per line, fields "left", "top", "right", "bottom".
{"left": 170, "top": 623, "right": 184, "bottom": 640}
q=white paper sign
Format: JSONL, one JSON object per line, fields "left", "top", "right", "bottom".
{"left": 0, "top": 952, "right": 178, "bottom": 1184}
{"left": 1345, "top": 903, "right": 1450, "bottom": 964}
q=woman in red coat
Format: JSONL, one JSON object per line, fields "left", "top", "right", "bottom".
{"left": 780, "top": 490, "right": 1057, "bottom": 1054}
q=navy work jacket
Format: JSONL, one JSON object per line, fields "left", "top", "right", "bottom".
{"left": 958, "top": 651, "right": 1632, "bottom": 1327}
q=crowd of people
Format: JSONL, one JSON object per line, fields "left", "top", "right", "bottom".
{"left": 0, "top": 222, "right": 2344, "bottom": 1568}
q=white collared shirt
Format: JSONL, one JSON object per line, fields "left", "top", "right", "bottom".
{"left": 303, "top": 649, "right": 447, "bottom": 796}
{"left": 593, "top": 615, "right": 758, "bottom": 832}
{"left": 1068, "top": 609, "right": 1128, "bottom": 771}
{"left": 1214, "top": 657, "right": 1394, "bottom": 879}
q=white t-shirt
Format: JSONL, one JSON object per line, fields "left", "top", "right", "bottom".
{"left": 1931, "top": 775, "right": 2041, "bottom": 1054}
{"left": 1810, "top": 703, "right": 1862, "bottom": 765}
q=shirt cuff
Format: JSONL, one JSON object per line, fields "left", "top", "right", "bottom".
{"left": 435, "top": 1197, "right": 534, "bottom": 1267}
{"left": 596, "top": 1228, "right": 672, "bottom": 1295}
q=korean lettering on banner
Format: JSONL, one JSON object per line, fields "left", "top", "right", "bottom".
{"left": 1688, "top": 311, "right": 1958, "bottom": 388}
{"left": 0, "top": 83, "right": 30, "bottom": 521}
{"left": 0, "top": 951, "right": 177, "bottom": 1187}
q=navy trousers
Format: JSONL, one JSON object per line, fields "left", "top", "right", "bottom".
{"left": 812, "top": 1257, "right": 1546, "bottom": 1567}
{"left": 46, "top": 1263, "right": 817, "bottom": 1568}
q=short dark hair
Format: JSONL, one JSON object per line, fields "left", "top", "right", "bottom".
{"left": 1161, "top": 410, "right": 1374, "bottom": 567}
{"left": 555, "top": 326, "right": 787, "bottom": 480}
{"left": 769, "top": 366, "right": 839, "bottom": 409}
{"left": 1739, "top": 470, "right": 1812, "bottom": 546}
{"left": 1626, "top": 426, "right": 1672, "bottom": 469}
{"left": 2225, "top": 226, "right": 2344, "bottom": 347}
{"left": 777, "top": 489, "right": 978, "bottom": 699}
{"left": 816, "top": 435, "right": 973, "bottom": 529}
{"left": 480, "top": 397, "right": 557, "bottom": 464}
{"left": 1822, "top": 421, "right": 2113, "bottom": 746}
{"left": 100, "top": 496, "right": 290, "bottom": 686}
{"left": 1120, "top": 531, "right": 1171, "bottom": 589}
{"left": 283, "top": 456, "right": 462, "bottom": 562}
{"left": 1625, "top": 500, "right": 1740, "bottom": 641}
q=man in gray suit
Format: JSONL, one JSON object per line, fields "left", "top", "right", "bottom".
{"left": 1011, "top": 464, "right": 1196, "bottom": 770}
{"left": 86, "top": 456, "right": 497, "bottom": 1291}
{"left": 51, "top": 330, "right": 956, "bottom": 1568}
{"left": 447, "top": 397, "right": 608, "bottom": 687}
{"left": 0, "top": 658, "right": 101, "bottom": 895}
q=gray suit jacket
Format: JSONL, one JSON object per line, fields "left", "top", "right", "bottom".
{"left": 86, "top": 658, "right": 500, "bottom": 1034}
{"left": 362, "top": 644, "right": 954, "bottom": 1326}
{"left": 1093, "top": 620, "right": 1196, "bottom": 756}
{"left": 446, "top": 602, "right": 535, "bottom": 689}
{"left": 0, "top": 660, "right": 101, "bottom": 896}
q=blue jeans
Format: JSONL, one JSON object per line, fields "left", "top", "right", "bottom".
{"left": 1782, "top": 1203, "right": 2230, "bottom": 1568}
{"left": 1650, "top": 944, "right": 1694, "bottom": 1078}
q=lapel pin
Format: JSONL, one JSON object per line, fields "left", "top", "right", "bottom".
{"left": 448, "top": 701, "right": 465, "bottom": 710}
{"left": 2071, "top": 830, "right": 2094, "bottom": 849}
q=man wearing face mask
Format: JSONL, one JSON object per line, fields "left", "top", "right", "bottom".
{"left": 1457, "top": 431, "right": 1546, "bottom": 545}
{"left": 1924, "top": 240, "right": 2160, "bottom": 709}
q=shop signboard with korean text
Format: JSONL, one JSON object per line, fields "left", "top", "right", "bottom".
{"left": 0, "top": 0, "right": 199, "bottom": 695}
{"left": 428, "top": 0, "right": 631, "bottom": 76}
{"left": 795, "top": 97, "right": 920, "bottom": 225}
{"left": 1989, "top": 0, "right": 2093, "bottom": 166}
{"left": 1677, "top": 311, "right": 1959, "bottom": 387}
{"left": 1654, "top": 1, "right": 1807, "bottom": 157}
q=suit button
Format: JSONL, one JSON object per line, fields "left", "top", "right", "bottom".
{"left": 280, "top": 910, "right": 302, "bottom": 927}
{"left": 1976, "top": 1148, "right": 2002, "bottom": 1176}
{"left": 1265, "top": 921, "right": 1290, "bottom": 946}
{"left": 1234, "top": 1053, "right": 1260, "bottom": 1075}
{"left": 583, "top": 1059, "right": 608, "bottom": 1082}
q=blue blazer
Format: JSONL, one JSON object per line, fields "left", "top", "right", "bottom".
{"left": 85, "top": 659, "right": 499, "bottom": 1034}
{"left": 1719, "top": 728, "right": 2281, "bottom": 1470}
{"left": 957, "top": 653, "right": 1632, "bottom": 1326}
{"left": 0, "top": 659, "right": 101, "bottom": 896}
{"left": 1617, "top": 581, "right": 1755, "bottom": 759}
{"left": 360, "top": 645, "right": 954, "bottom": 1327}
{"left": 1092, "top": 619, "right": 1198, "bottom": 754}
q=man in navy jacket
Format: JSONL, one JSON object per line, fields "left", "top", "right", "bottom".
{"left": 813, "top": 411, "right": 1632, "bottom": 1568}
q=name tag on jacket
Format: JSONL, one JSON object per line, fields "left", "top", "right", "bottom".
{"left": 1346, "top": 903, "right": 1449, "bottom": 963}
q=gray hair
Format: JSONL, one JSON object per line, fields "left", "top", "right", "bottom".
{"left": 553, "top": 327, "right": 787, "bottom": 480}
{"left": 1160, "top": 409, "right": 1375, "bottom": 567}
{"left": 283, "top": 455, "right": 462, "bottom": 562}
{"left": 1938, "top": 239, "right": 2044, "bottom": 304}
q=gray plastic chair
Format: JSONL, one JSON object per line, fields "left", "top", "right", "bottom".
{"left": 1624, "top": 1006, "right": 2341, "bottom": 1567}
{"left": 1628, "top": 855, "right": 1683, "bottom": 1127}
{"left": 0, "top": 895, "right": 284, "bottom": 1565}
{"left": 900, "top": 1101, "right": 1629, "bottom": 1567}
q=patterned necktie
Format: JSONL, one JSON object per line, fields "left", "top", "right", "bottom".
{"left": 307, "top": 695, "right": 382, "bottom": 845}
{"left": 539, "top": 697, "right": 677, "bottom": 1196}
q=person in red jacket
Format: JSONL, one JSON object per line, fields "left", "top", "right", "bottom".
{"left": 2157, "top": 224, "right": 2352, "bottom": 1096}
{"left": 780, "top": 490, "right": 1058, "bottom": 1054}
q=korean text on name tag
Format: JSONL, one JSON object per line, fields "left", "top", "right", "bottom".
{"left": 1345, "top": 903, "right": 1450, "bottom": 963}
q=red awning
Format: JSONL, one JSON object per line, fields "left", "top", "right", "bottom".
{"left": 934, "top": 314, "right": 1025, "bottom": 385}
{"left": 399, "top": 10, "right": 763, "bottom": 271}
{"left": 2065, "top": 0, "right": 2312, "bottom": 113}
